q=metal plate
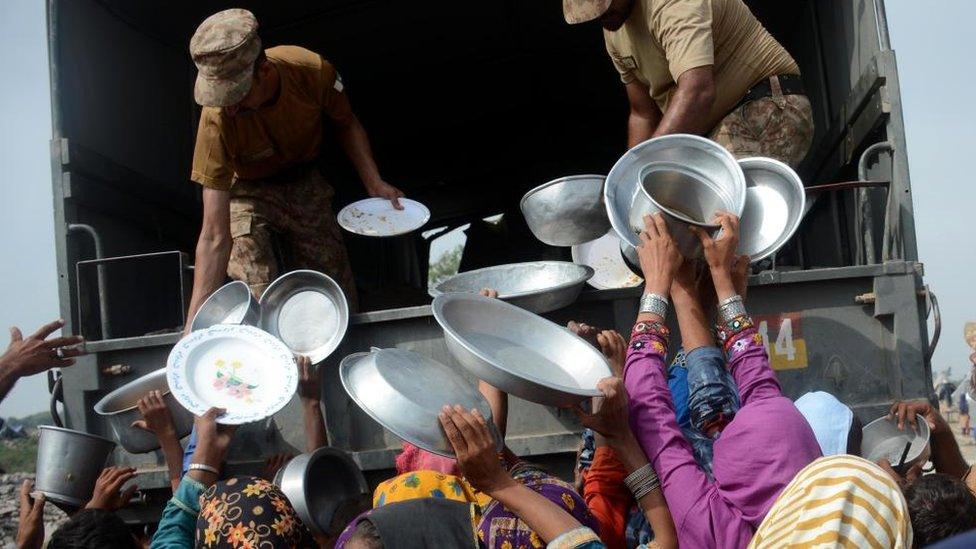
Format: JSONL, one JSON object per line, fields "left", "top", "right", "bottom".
{"left": 337, "top": 198, "right": 431, "bottom": 237}
{"left": 432, "top": 293, "right": 612, "bottom": 407}
{"left": 606, "top": 134, "right": 745, "bottom": 249}
{"left": 166, "top": 325, "right": 298, "bottom": 424}
{"left": 339, "top": 348, "right": 498, "bottom": 457}
{"left": 572, "top": 230, "right": 643, "bottom": 290}
{"left": 190, "top": 280, "right": 260, "bottom": 332}
{"left": 430, "top": 261, "right": 594, "bottom": 314}
{"left": 520, "top": 175, "right": 610, "bottom": 246}
{"left": 259, "top": 270, "right": 350, "bottom": 364}
{"left": 737, "top": 157, "right": 806, "bottom": 262}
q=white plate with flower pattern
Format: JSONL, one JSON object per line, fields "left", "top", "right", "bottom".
{"left": 167, "top": 324, "right": 298, "bottom": 424}
{"left": 337, "top": 198, "right": 430, "bottom": 237}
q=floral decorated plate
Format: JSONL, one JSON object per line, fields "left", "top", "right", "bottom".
{"left": 337, "top": 198, "right": 430, "bottom": 237}
{"left": 167, "top": 324, "right": 297, "bottom": 424}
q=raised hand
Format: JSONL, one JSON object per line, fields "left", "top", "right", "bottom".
{"left": 690, "top": 212, "right": 740, "bottom": 274}
{"left": 16, "top": 480, "right": 45, "bottom": 549}
{"left": 637, "top": 213, "right": 683, "bottom": 296}
{"left": 439, "top": 405, "right": 512, "bottom": 495}
{"left": 597, "top": 331, "right": 627, "bottom": 377}
{"left": 85, "top": 466, "right": 138, "bottom": 511}
{"left": 131, "top": 390, "right": 176, "bottom": 436}
{"left": 296, "top": 355, "right": 320, "bottom": 402}
{"left": 1, "top": 319, "right": 84, "bottom": 376}
{"left": 575, "top": 377, "right": 635, "bottom": 445}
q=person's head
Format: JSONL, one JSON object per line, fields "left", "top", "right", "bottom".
{"left": 197, "top": 476, "right": 316, "bottom": 548}
{"left": 794, "top": 391, "right": 859, "bottom": 456}
{"left": 48, "top": 509, "right": 141, "bottom": 549}
{"left": 561, "top": 0, "right": 636, "bottom": 31}
{"left": 189, "top": 9, "right": 277, "bottom": 116}
{"left": 337, "top": 499, "right": 475, "bottom": 549}
{"left": 904, "top": 473, "right": 976, "bottom": 547}
{"left": 345, "top": 519, "right": 383, "bottom": 549}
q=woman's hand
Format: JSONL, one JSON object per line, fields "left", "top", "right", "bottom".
{"left": 575, "top": 377, "right": 637, "bottom": 448}
{"left": 439, "top": 405, "right": 513, "bottom": 495}
{"left": 637, "top": 213, "right": 683, "bottom": 296}
{"left": 130, "top": 390, "right": 176, "bottom": 436}
{"left": 190, "top": 407, "right": 237, "bottom": 473}
{"left": 691, "top": 212, "right": 739, "bottom": 275}
{"left": 597, "top": 331, "right": 627, "bottom": 378}
{"left": 85, "top": 466, "right": 138, "bottom": 511}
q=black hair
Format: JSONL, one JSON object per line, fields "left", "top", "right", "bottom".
{"left": 846, "top": 412, "right": 863, "bottom": 455}
{"left": 904, "top": 473, "right": 976, "bottom": 547}
{"left": 347, "top": 519, "right": 384, "bottom": 549}
{"left": 48, "top": 508, "right": 140, "bottom": 549}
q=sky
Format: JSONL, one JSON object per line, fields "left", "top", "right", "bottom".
{"left": 0, "top": 1, "right": 973, "bottom": 417}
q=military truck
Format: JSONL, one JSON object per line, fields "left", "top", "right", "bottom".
{"left": 45, "top": 0, "right": 937, "bottom": 522}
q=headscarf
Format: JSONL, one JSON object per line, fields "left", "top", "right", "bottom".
{"left": 396, "top": 442, "right": 459, "bottom": 476}
{"left": 794, "top": 391, "right": 854, "bottom": 456}
{"left": 478, "top": 464, "right": 599, "bottom": 549}
{"left": 196, "top": 476, "right": 316, "bottom": 548}
{"left": 748, "top": 455, "right": 913, "bottom": 548}
{"left": 337, "top": 499, "right": 479, "bottom": 549}
{"left": 373, "top": 470, "right": 492, "bottom": 509}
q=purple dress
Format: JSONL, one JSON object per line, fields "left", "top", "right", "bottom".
{"left": 624, "top": 317, "right": 821, "bottom": 549}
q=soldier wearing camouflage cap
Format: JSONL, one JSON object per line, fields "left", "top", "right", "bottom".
{"left": 184, "top": 8, "right": 404, "bottom": 328}
{"left": 563, "top": 0, "right": 814, "bottom": 169}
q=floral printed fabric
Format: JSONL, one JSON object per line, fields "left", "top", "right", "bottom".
{"left": 477, "top": 465, "right": 599, "bottom": 549}
{"left": 373, "top": 470, "right": 492, "bottom": 509}
{"left": 196, "top": 476, "right": 316, "bottom": 549}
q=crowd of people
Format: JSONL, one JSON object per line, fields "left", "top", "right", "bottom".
{"left": 3, "top": 212, "right": 976, "bottom": 548}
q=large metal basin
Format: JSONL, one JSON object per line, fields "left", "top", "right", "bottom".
{"left": 737, "top": 157, "right": 806, "bottom": 262}
{"left": 274, "top": 447, "right": 368, "bottom": 537}
{"left": 190, "top": 280, "right": 260, "bottom": 332}
{"left": 607, "top": 134, "right": 746, "bottom": 253}
{"left": 861, "top": 414, "right": 931, "bottom": 469}
{"left": 430, "top": 261, "right": 594, "bottom": 314}
{"left": 339, "top": 348, "right": 499, "bottom": 457}
{"left": 259, "top": 270, "right": 350, "bottom": 364}
{"left": 35, "top": 426, "right": 116, "bottom": 507}
{"left": 520, "top": 175, "right": 610, "bottom": 246}
{"left": 432, "top": 293, "right": 612, "bottom": 407}
{"left": 93, "top": 368, "right": 194, "bottom": 453}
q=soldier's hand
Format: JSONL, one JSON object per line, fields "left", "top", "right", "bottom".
{"left": 366, "top": 180, "right": 405, "bottom": 210}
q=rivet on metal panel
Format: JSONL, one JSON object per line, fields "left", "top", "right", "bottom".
{"left": 101, "top": 364, "right": 131, "bottom": 376}
{"left": 854, "top": 292, "right": 876, "bottom": 304}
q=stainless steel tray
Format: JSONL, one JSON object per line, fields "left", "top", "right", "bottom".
{"left": 737, "top": 157, "right": 806, "bottom": 262}
{"left": 429, "top": 261, "right": 594, "bottom": 314}
{"left": 259, "top": 270, "right": 349, "bottom": 364}
{"left": 432, "top": 293, "right": 612, "bottom": 407}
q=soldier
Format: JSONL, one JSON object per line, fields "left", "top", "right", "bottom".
{"left": 184, "top": 8, "right": 402, "bottom": 326}
{"left": 563, "top": 0, "right": 814, "bottom": 168}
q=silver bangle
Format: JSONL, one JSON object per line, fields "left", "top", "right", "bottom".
{"left": 624, "top": 463, "right": 660, "bottom": 500}
{"left": 188, "top": 463, "right": 219, "bottom": 475}
{"left": 639, "top": 293, "right": 669, "bottom": 318}
{"left": 718, "top": 294, "right": 743, "bottom": 309}
{"left": 718, "top": 298, "right": 747, "bottom": 324}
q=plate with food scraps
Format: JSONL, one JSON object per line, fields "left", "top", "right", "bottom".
{"left": 167, "top": 324, "right": 297, "bottom": 424}
{"left": 571, "top": 230, "right": 643, "bottom": 290}
{"left": 337, "top": 198, "right": 430, "bottom": 237}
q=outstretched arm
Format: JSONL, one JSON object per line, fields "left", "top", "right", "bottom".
{"left": 297, "top": 356, "right": 328, "bottom": 452}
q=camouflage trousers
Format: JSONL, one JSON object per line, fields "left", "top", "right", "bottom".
{"left": 709, "top": 89, "right": 815, "bottom": 169}
{"left": 227, "top": 166, "right": 358, "bottom": 309}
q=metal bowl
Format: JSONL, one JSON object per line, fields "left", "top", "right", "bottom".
{"left": 190, "top": 280, "right": 260, "bottom": 332}
{"left": 93, "top": 368, "right": 194, "bottom": 454}
{"left": 35, "top": 426, "right": 116, "bottom": 507}
{"left": 274, "top": 447, "right": 369, "bottom": 537}
{"left": 259, "top": 270, "right": 350, "bottom": 364}
{"left": 520, "top": 175, "right": 611, "bottom": 246}
{"left": 432, "top": 293, "right": 612, "bottom": 407}
{"left": 861, "top": 414, "right": 931, "bottom": 468}
{"left": 736, "top": 157, "right": 806, "bottom": 262}
{"left": 606, "top": 134, "right": 746, "bottom": 250}
{"left": 340, "top": 348, "right": 499, "bottom": 457}
{"left": 618, "top": 238, "right": 643, "bottom": 278}
{"left": 571, "top": 230, "right": 643, "bottom": 290}
{"left": 430, "top": 261, "right": 594, "bottom": 314}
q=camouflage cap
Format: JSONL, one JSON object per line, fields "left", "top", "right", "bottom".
{"left": 189, "top": 9, "right": 263, "bottom": 107}
{"left": 562, "top": 0, "right": 612, "bottom": 24}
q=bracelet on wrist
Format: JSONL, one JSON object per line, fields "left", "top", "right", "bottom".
{"left": 639, "top": 292, "right": 669, "bottom": 319}
{"left": 188, "top": 463, "right": 220, "bottom": 475}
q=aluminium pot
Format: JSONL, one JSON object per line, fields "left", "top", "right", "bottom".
{"left": 273, "top": 447, "right": 369, "bottom": 537}
{"left": 94, "top": 368, "right": 194, "bottom": 453}
{"left": 35, "top": 426, "right": 116, "bottom": 507}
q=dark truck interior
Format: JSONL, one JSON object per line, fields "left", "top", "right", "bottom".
{"left": 52, "top": 0, "right": 895, "bottom": 341}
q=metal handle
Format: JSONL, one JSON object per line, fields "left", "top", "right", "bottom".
{"left": 67, "top": 223, "right": 112, "bottom": 339}
{"left": 50, "top": 375, "right": 64, "bottom": 428}
{"left": 924, "top": 286, "right": 941, "bottom": 363}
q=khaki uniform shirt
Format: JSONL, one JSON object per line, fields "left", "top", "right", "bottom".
{"left": 191, "top": 45, "right": 344, "bottom": 190}
{"left": 604, "top": 0, "right": 800, "bottom": 130}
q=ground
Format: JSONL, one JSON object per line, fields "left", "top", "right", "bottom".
{"left": 946, "top": 409, "right": 976, "bottom": 464}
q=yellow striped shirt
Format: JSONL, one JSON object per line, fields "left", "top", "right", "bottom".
{"left": 749, "top": 455, "right": 913, "bottom": 548}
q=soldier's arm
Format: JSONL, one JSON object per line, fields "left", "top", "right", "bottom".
{"left": 652, "top": 65, "right": 715, "bottom": 137}
{"left": 625, "top": 80, "right": 662, "bottom": 148}
{"left": 184, "top": 188, "right": 232, "bottom": 333}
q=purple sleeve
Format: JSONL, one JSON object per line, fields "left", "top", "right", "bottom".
{"left": 624, "top": 333, "right": 754, "bottom": 548}
{"left": 721, "top": 322, "right": 782, "bottom": 406}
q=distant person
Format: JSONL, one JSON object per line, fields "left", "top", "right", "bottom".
{"left": 0, "top": 318, "right": 84, "bottom": 403}
{"left": 563, "top": 0, "right": 814, "bottom": 168}
{"left": 958, "top": 390, "right": 970, "bottom": 436}
{"left": 183, "top": 8, "right": 405, "bottom": 326}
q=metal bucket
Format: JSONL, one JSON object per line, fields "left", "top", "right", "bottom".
{"left": 35, "top": 426, "right": 116, "bottom": 507}
{"left": 93, "top": 368, "right": 194, "bottom": 454}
